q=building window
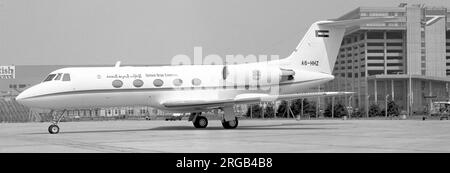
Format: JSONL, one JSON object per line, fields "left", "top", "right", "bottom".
{"left": 112, "top": 80, "right": 123, "bottom": 88}
{"left": 367, "top": 43, "right": 384, "bottom": 46}
{"left": 368, "top": 70, "right": 384, "bottom": 76}
{"left": 387, "top": 49, "right": 402, "bottom": 53}
{"left": 367, "top": 56, "right": 384, "bottom": 60}
{"left": 387, "top": 70, "right": 403, "bottom": 74}
{"left": 387, "top": 43, "right": 402, "bottom": 46}
{"left": 133, "top": 79, "right": 144, "bottom": 88}
{"left": 153, "top": 79, "right": 164, "bottom": 87}
{"left": 367, "top": 50, "right": 384, "bottom": 53}
{"left": 387, "top": 63, "right": 403, "bottom": 66}
{"left": 387, "top": 56, "right": 402, "bottom": 60}
{"left": 192, "top": 78, "right": 201, "bottom": 86}
{"left": 368, "top": 12, "right": 388, "bottom": 17}
{"left": 386, "top": 32, "right": 403, "bottom": 39}
{"left": 368, "top": 63, "right": 384, "bottom": 67}
{"left": 367, "top": 32, "right": 384, "bottom": 39}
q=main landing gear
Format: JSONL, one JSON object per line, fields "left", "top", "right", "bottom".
{"left": 189, "top": 106, "right": 239, "bottom": 129}
{"left": 222, "top": 117, "right": 238, "bottom": 129}
{"left": 190, "top": 112, "right": 208, "bottom": 128}
{"left": 48, "top": 110, "right": 66, "bottom": 134}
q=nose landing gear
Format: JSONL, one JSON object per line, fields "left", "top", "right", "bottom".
{"left": 48, "top": 124, "right": 60, "bottom": 134}
{"left": 48, "top": 110, "right": 66, "bottom": 134}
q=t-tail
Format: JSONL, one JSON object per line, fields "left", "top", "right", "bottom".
{"left": 281, "top": 17, "right": 397, "bottom": 75}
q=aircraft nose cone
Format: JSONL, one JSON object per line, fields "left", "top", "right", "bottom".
{"left": 15, "top": 87, "right": 34, "bottom": 106}
{"left": 16, "top": 91, "right": 27, "bottom": 104}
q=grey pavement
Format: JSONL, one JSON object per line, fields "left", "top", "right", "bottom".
{"left": 0, "top": 119, "right": 449, "bottom": 153}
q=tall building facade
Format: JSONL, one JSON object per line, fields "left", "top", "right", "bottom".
{"left": 325, "top": 3, "right": 450, "bottom": 116}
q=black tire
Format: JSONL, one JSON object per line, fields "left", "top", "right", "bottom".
{"left": 193, "top": 116, "right": 208, "bottom": 128}
{"left": 48, "top": 124, "right": 60, "bottom": 134}
{"left": 222, "top": 117, "right": 239, "bottom": 129}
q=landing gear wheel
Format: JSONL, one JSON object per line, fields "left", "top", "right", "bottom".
{"left": 48, "top": 124, "right": 60, "bottom": 134}
{"left": 222, "top": 117, "right": 238, "bottom": 129}
{"left": 193, "top": 116, "right": 208, "bottom": 128}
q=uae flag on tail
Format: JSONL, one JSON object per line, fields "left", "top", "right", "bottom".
{"left": 315, "top": 30, "right": 329, "bottom": 37}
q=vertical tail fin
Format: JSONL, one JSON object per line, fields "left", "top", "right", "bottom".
{"left": 284, "top": 17, "right": 397, "bottom": 74}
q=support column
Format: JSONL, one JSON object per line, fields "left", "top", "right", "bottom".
{"left": 384, "top": 31, "right": 388, "bottom": 74}
{"left": 429, "top": 81, "right": 432, "bottom": 114}
{"left": 391, "top": 79, "right": 395, "bottom": 101}
{"left": 364, "top": 32, "right": 369, "bottom": 117}
{"left": 317, "top": 85, "right": 321, "bottom": 117}
{"left": 374, "top": 79, "right": 378, "bottom": 104}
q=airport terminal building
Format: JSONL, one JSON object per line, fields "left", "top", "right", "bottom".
{"left": 325, "top": 3, "right": 450, "bottom": 115}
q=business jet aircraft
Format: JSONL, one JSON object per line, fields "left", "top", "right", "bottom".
{"left": 16, "top": 17, "right": 394, "bottom": 134}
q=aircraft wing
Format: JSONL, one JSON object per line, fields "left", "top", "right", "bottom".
{"left": 161, "top": 91, "right": 353, "bottom": 109}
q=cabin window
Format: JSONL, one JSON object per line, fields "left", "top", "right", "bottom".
{"left": 54, "top": 73, "right": 62, "bottom": 80}
{"left": 112, "top": 80, "right": 123, "bottom": 88}
{"left": 192, "top": 78, "right": 202, "bottom": 86}
{"left": 133, "top": 79, "right": 144, "bottom": 88}
{"left": 62, "top": 73, "right": 71, "bottom": 81}
{"left": 43, "top": 74, "right": 56, "bottom": 82}
{"left": 153, "top": 79, "right": 164, "bottom": 87}
{"left": 173, "top": 78, "right": 183, "bottom": 86}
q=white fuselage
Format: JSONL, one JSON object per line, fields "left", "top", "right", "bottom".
{"left": 16, "top": 61, "right": 333, "bottom": 112}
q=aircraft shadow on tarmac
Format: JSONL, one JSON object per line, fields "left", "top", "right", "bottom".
{"left": 27, "top": 122, "right": 339, "bottom": 134}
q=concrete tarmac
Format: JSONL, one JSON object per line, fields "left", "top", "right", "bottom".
{"left": 0, "top": 119, "right": 449, "bottom": 152}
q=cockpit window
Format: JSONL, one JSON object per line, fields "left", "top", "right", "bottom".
{"left": 54, "top": 73, "right": 62, "bottom": 80}
{"left": 62, "top": 73, "right": 71, "bottom": 81}
{"left": 43, "top": 74, "right": 56, "bottom": 82}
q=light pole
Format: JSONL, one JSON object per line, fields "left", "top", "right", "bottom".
{"left": 348, "top": 95, "right": 353, "bottom": 118}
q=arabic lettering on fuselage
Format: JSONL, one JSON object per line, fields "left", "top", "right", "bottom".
{"left": 105, "top": 73, "right": 179, "bottom": 79}
{"left": 106, "top": 74, "right": 142, "bottom": 79}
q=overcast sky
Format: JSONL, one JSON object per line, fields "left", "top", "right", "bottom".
{"left": 1, "top": 0, "right": 449, "bottom": 66}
